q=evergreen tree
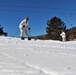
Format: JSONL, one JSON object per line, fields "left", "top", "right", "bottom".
{"left": 46, "top": 16, "right": 66, "bottom": 40}
{"left": 0, "top": 25, "right": 8, "bottom": 36}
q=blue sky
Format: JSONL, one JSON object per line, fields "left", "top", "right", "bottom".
{"left": 0, "top": 0, "right": 76, "bottom": 37}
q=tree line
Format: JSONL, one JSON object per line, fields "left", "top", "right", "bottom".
{"left": 34, "top": 16, "right": 76, "bottom": 41}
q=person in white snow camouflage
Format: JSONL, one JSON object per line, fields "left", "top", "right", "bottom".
{"left": 19, "top": 17, "right": 31, "bottom": 40}
{"left": 60, "top": 30, "right": 66, "bottom": 42}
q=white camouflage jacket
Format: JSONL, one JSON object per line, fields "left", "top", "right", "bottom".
{"left": 19, "top": 19, "right": 30, "bottom": 29}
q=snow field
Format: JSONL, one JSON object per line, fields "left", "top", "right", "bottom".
{"left": 0, "top": 36, "right": 76, "bottom": 75}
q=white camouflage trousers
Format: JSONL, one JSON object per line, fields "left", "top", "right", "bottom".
{"left": 20, "top": 29, "right": 29, "bottom": 38}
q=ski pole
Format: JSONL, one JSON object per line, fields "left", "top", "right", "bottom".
{"left": 28, "top": 29, "right": 31, "bottom": 37}
{"left": 12, "top": 30, "right": 20, "bottom": 37}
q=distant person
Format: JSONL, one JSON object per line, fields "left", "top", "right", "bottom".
{"left": 19, "top": 17, "right": 31, "bottom": 40}
{"left": 60, "top": 31, "right": 66, "bottom": 42}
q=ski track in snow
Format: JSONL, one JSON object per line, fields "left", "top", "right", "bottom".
{"left": 0, "top": 37, "right": 76, "bottom": 75}
{"left": 0, "top": 52, "right": 47, "bottom": 75}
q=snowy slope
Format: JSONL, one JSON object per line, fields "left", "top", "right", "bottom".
{"left": 0, "top": 36, "right": 76, "bottom": 75}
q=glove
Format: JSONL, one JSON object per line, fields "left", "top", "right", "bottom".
{"left": 23, "top": 25, "right": 25, "bottom": 28}
{"left": 28, "top": 27, "right": 31, "bottom": 30}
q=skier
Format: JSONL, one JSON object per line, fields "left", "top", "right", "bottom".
{"left": 19, "top": 17, "right": 31, "bottom": 40}
{"left": 60, "top": 31, "right": 66, "bottom": 42}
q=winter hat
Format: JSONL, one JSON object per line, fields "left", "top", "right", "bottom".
{"left": 25, "top": 17, "right": 29, "bottom": 20}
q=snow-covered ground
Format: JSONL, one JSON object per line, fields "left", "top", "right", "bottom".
{"left": 0, "top": 36, "right": 76, "bottom": 75}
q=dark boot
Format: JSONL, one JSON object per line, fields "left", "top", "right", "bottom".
{"left": 21, "top": 37, "right": 25, "bottom": 40}
{"left": 28, "top": 37, "right": 31, "bottom": 40}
